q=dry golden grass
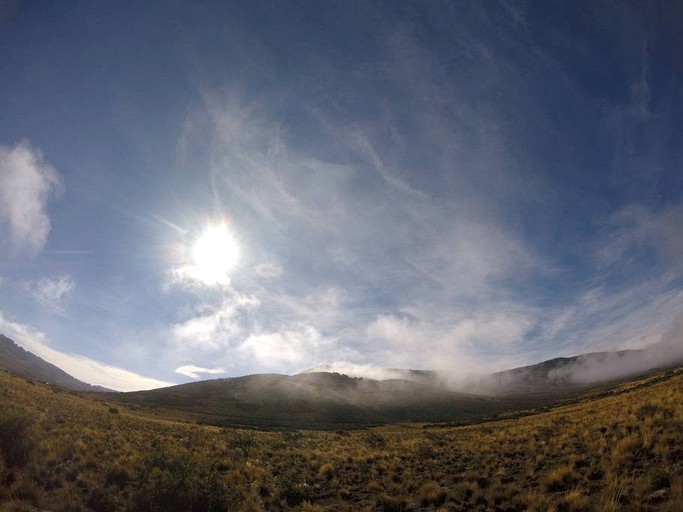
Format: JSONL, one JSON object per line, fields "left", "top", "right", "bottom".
{"left": 0, "top": 366, "right": 681, "bottom": 511}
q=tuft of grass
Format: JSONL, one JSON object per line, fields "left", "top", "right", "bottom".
{"left": 375, "top": 493, "right": 408, "bottom": 512}
{"left": 559, "top": 489, "right": 590, "bottom": 511}
{"left": 542, "top": 464, "right": 577, "bottom": 492}
{"left": 317, "top": 462, "right": 334, "bottom": 480}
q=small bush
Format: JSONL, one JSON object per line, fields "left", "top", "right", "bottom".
{"left": 105, "top": 466, "right": 130, "bottom": 488}
{"left": 134, "top": 449, "right": 236, "bottom": 511}
{"left": 365, "top": 432, "right": 387, "bottom": 449}
{"left": 225, "top": 430, "right": 256, "bottom": 458}
{"left": 418, "top": 481, "right": 447, "bottom": 506}
{"left": 0, "top": 413, "right": 34, "bottom": 468}
{"left": 9, "top": 477, "right": 43, "bottom": 507}
{"left": 279, "top": 478, "right": 313, "bottom": 507}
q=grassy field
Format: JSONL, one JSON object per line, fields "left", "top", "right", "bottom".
{"left": 0, "top": 367, "right": 681, "bottom": 511}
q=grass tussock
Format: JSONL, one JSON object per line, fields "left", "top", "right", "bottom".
{"left": 0, "top": 367, "right": 681, "bottom": 510}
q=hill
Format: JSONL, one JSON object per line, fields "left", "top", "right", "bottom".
{"left": 108, "top": 371, "right": 528, "bottom": 428}
{"left": 107, "top": 346, "right": 683, "bottom": 429}
{"left": 474, "top": 347, "right": 683, "bottom": 394}
{"left": 0, "top": 333, "right": 110, "bottom": 392}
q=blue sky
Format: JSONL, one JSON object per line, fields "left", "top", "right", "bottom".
{"left": 0, "top": 1, "right": 682, "bottom": 390}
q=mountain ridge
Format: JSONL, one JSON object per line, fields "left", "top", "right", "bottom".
{"left": 0, "top": 333, "right": 111, "bottom": 392}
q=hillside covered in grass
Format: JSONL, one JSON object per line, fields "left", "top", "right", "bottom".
{"left": 0, "top": 366, "right": 681, "bottom": 511}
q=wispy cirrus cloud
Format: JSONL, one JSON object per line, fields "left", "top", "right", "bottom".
{"left": 23, "top": 275, "right": 75, "bottom": 315}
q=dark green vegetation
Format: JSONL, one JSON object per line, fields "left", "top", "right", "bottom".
{"left": 0, "top": 335, "right": 110, "bottom": 392}
{"left": 1, "top": 365, "right": 681, "bottom": 510}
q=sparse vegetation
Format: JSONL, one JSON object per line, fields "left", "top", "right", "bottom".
{"left": 0, "top": 367, "right": 681, "bottom": 510}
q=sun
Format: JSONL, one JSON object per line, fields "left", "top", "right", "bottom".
{"left": 192, "top": 223, "right": 239, "bottom": 285}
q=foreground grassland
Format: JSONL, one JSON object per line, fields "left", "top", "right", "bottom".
{"left": 0, "top": 368, "right": 681, "bottom": 511}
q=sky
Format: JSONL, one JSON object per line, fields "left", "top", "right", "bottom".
{"left": 0, "top": 1, "right": 682, "bottom": 391}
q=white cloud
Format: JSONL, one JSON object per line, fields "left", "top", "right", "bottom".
{"left": 366, "top": 314, "right": 424, "bottom": 347}
{"left": 172, "top": 294, "right": 259, "bottom": 349}
{"left": 365, "top": 310, "right": 533, "bottom": 373}
{"left": 239, "top": 325, "right": 331, "bottom": 372}
{"left": 0, "top": 141, "right": 62, "bottom": 254}
{"left": 0, "top": 311, "right": 173, "bottom": 391}
{"left": 169, "top": 264, "right": 232, "bottom": 288}
{"left": 24, "top": 275, "right": 75, "bottom": 312}
{"left": 175, "top": 364, "right": 225, "bottom": 379}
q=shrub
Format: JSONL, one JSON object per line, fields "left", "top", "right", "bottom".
{"left": 418, "top": 481, "right": 447, "bottom": 506}
{"left": 416, "top": 442, "right": 435, "bottom": 460}
{"left": 0, "top": 413, "right": 34, "bottom": 468}
{"left": 636, "top": 403, "right": 672, "bottom": 421}
{"left": 278, "top": 477, "right": 313, "bottom": 507}
{"left": 105, "top": 466, "right": 130, "bottom": 488}
{"left": 9, "top": 477, "right": 43, "bottom": 507}
{"left": 225, "top": 430, "right": 255, "bottom": 458}
{"left": 365, "top": 432, "right": 387, "bottom": 449}
{"left": 133, "top": 449, "right": 236, "bottom": 511}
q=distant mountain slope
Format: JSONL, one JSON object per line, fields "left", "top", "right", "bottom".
{"left": 110, "top": 344, "right": 683, "bottom": 428}
{"left": 0, "top": 334, "right": 110, "bottom": 392}
{"left": 476, "top": 346, "right": 683, "bottom": 394}
{"left": 110, "top": 371, "right": 535, "bottom": 428}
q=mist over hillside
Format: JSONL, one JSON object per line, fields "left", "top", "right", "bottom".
{"left": 301, "top": 330, "right": 683, "bottom": 396}
{"left": 109, "top": 371, "right": 521, "bottom": 428}
{"left": 301, "top": 363, "right": 437, "bottom": 383}
{"left": 473, "top": 326, "right": 683, "bottom": 393}
{"left": 108, "top": 340, "right": 683, "bottom": 429}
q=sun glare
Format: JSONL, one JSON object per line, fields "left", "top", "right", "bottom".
{"left": 192, "top": 224, "right": 239, "bottom": 285}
